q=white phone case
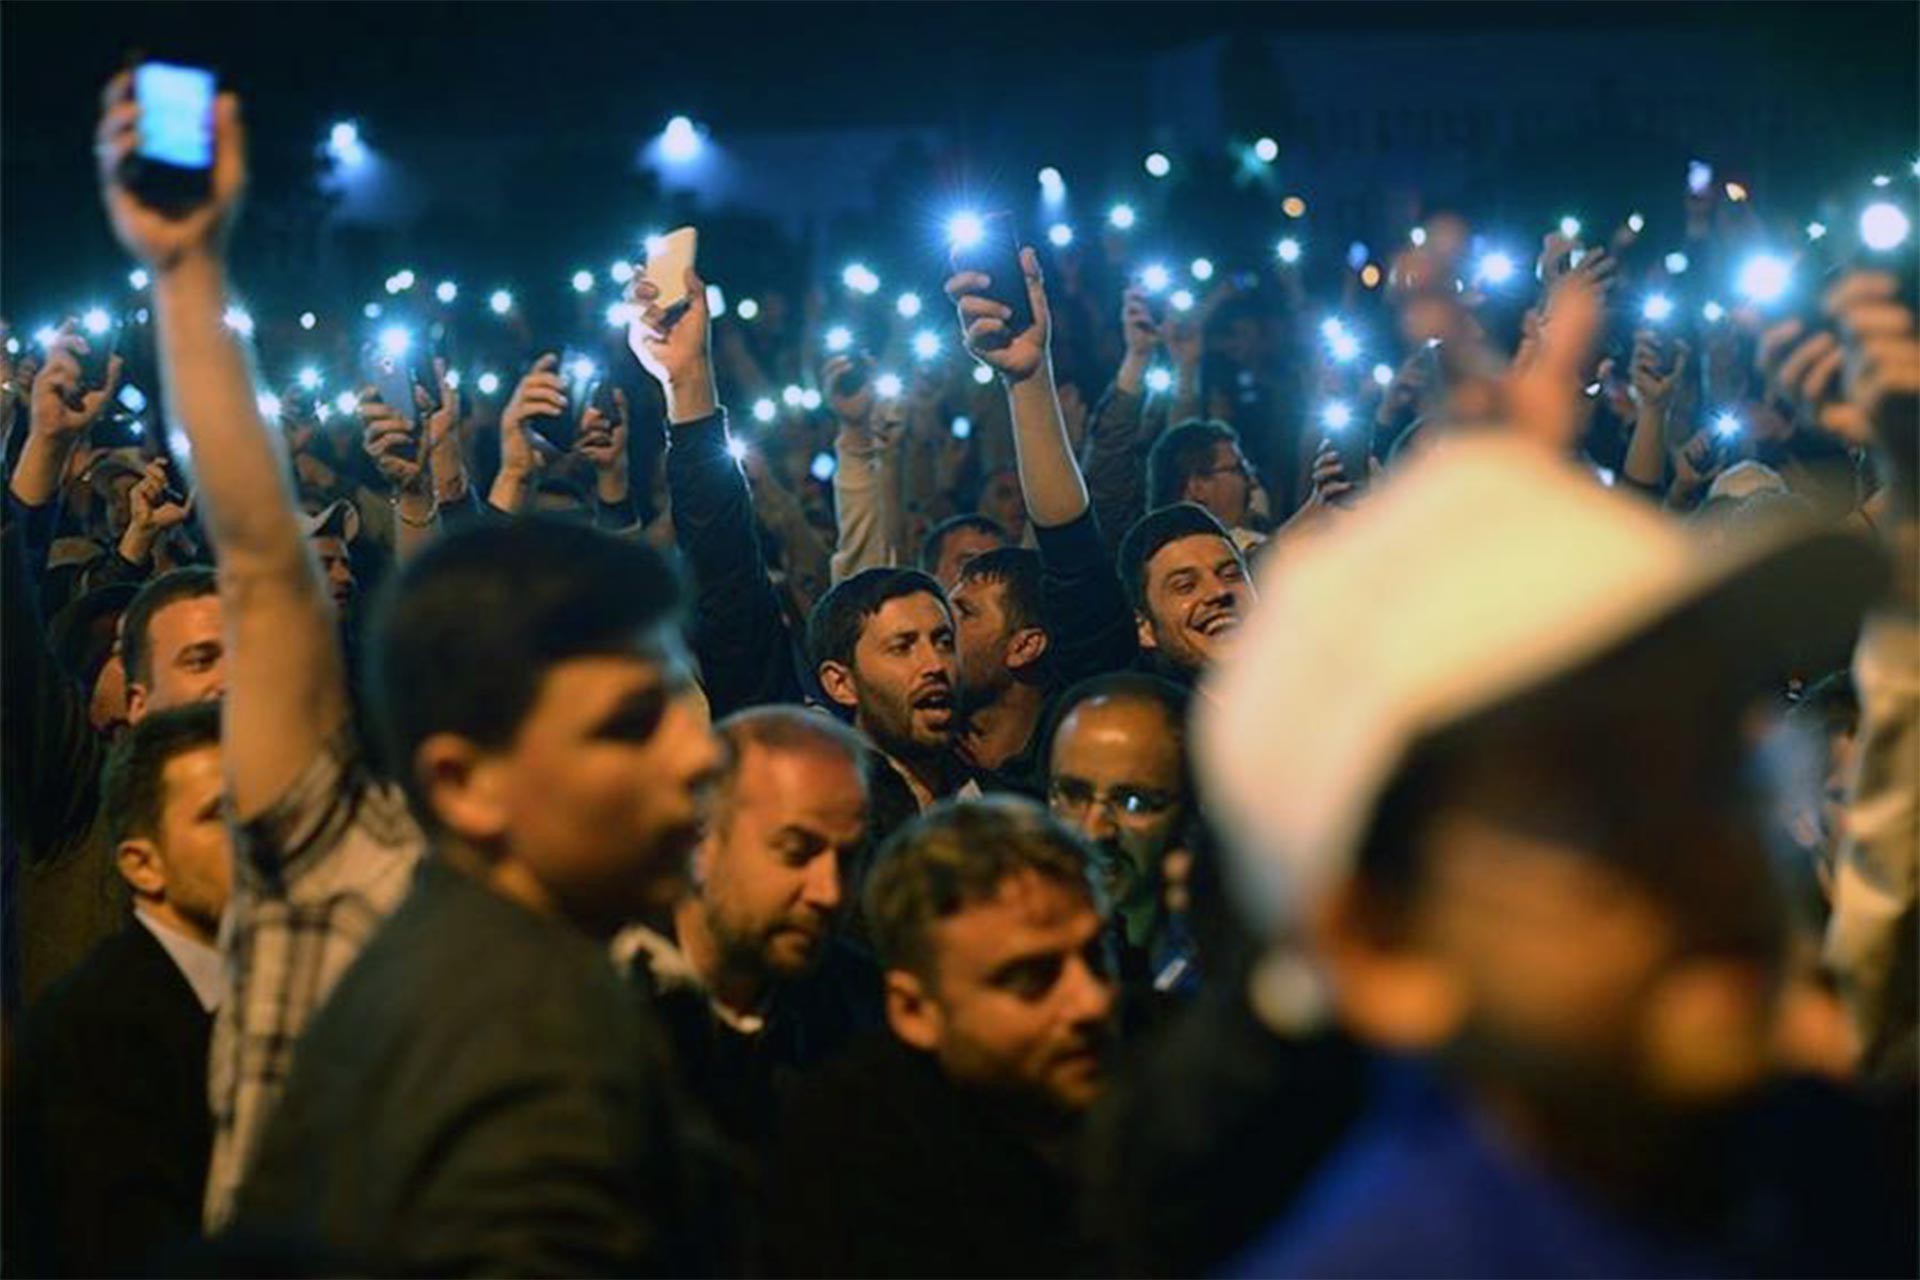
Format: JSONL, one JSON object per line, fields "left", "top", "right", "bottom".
{"left": 644, "top": 227, "right": 699, "bottom": 311}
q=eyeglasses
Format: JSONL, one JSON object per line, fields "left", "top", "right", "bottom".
{"left": 1048, "top": 777, "right": 1178, "bottom": 820}
{"left": 1194, "top": 460, "right": 1252, "bottom": 482}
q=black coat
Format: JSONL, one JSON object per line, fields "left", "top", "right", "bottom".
{"left": 5, "top": 921, "right": 213, "bottom": 1277}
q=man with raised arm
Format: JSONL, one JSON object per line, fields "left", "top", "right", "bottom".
{"left": 93, "top": 73, "right": 424, "bottom": 1227}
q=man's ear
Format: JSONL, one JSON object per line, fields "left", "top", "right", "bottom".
{"left": 1006, "top": 626, "right": 1050, "bottom": 675}
{"left": 115, "top": 838, "right": 167, "bottom": 900}
{"left": 1309, "top": 879, "right": 1467, "bottom": 1052}
{"left": 125, "top": 682, "right": 152, "bottom": 725}
{"left": 884, "top": 969, "right": 942, "bottom": 1052}
{"left": 816, "top": 660, "right": 860, "bottom": 713}
{"left": 1135, "top": 610, "right": 1158, "bottom": 651}
{"left": 415, "top": 734, "right": 511, "bottom": 845}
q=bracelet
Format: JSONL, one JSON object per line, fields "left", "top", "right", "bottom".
{"left": 389, "top": 487, "right": 441, "bottom": 528}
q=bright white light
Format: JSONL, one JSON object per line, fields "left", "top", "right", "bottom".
{"left": 751, "top": 398, "right": 776, "bottom": 423}
{"left": 706, "top": 285, "right": 727, "bottom": 317}
{"left": 1276, "top": 236, "right": 1302, "bottom": 265}
{"left": 643, "top": 232, "right": 666, "bottom": 259}
{"left": 1190, "top": 257, "right": 1215, "bottom": 281}
{"left": 82, "top": 308, "right": 111, "bottom": 336}
{"left": 782, "top": 385, "right": 805, "bottom": 407}
{"left": 1736, "top": 253, "right": 1791, "bottom": 305}
{"left": 660, "top": 115, "right": 702, "bottom": 165}
{"left": 1806, "top": 221, "right": 1828, "bottom": 242}
{"left": 1641, "top": 293, "right": 1675, "bottom": 323}
{"left": 810, "top": 452, "right": 837, "bottom": 482}
{"left": 1140, "top": 263, "right": 1171, "bottom": 294}
{"left": 801, "top": 389, "right": 822, "bottom": 411}
{"left": 393, "top": 269, "right": 415, "bottom": 292}
{"left": 566, "top": 357, "right": 597, "bottom": 386}
{"left": 1664, "top": 251, "right": 1690, "bottom": 275}
{"left": 299, "top": 312, "right": 317, "bottom": 330}
{"left": 1320, "top": 402, "right": 1353, "bottom": 432}
{"left": 951, "top": 415, "right": 973, "bottom": 439}
{"left": 477, "top": 372, "right": 501, "bottom": 396}
{"left": 435, "top": 280, "right": 458, "bottom": 304}
{"left": 257, "top": 392, "right": 282, "bottom": 419}
{"left": 726, "top": 437, "right": 751, "bottom": 463}
{"left": 1627, "top": 212, "right": 1645, "bottom": 234}
{"left": 443, "top": 370, "right": 460, "bottom": 390}
{"left": 1328, "top": 331, "right": 1361, "bottom": 364}
{"left": 1144, "top": 367, "right": 1173, "bottom": 394}
{"left": 1372, "top": 363, "right": 1395, "bottom": 388}
{"left": 1860, "top": 201, "right": 1911, "bottom": 251}
{"left": 1319, "top": 317, "right": 1348, "bottom": 342}
{"left": 333, "top": 391, "right": 359, "bottom": 414}
{"left": 297, "top": 366, "right": 322, "bottom": 390}
{"left": 1597, "top": 467, "right": 1617, "bottom": 487}
{"left": 610, "top": 260, "right": 634, "bottom": 284}
{"left": 128, "top": 268, "right": 150, "bottom": 290}
{"left": 326, "top": 120, "right": 365, "bottom": 167}
{"left": 972, "top": 364, "right": 994, "bottom": 385}
{"left": 947, "top": 211, "right": 986, "bottom": 250}
{"left": 33, "top": 325, "right": 59, "bottom": 349}
{"left": 1409, "top": 226, "right": 1428, "bottom": 247}
{"left": 737, "top": 297, "right": 760, "bottom": 321}
{"left": 1038, "top": 166, "right": 1065, "bottom": 197}
{"left": 1714, "top": 411, "right": 1742, "bottom": 439}
{"left": 604, "top": 302, "right": 635, "bottom": 328}
{"left": 377, "top": 326, "right": 411, "bottom": 360}
{"left": 1047, "top": 223, "right": 1075, "bottom": 248}
{"left": 1143, "top": 152, "right": 1173, "bottom": 179}
{"left": 825, "top": 325, "right": 853, "bottom": 353}
{"left": 1475, "top": 250, "right": 1516, "bottom": 286}
{"left": 1702, "top": 300, "right": 1725, "bottom": 322}
{"left": 874, "top": 372, "right": 904, "bottom": 399}
{"left": 118, "top": 384, "right": 147, "bottom": 413}
{"left": 223, "top": 305, "right": 254, "bottom": 337}
{"left": 1871, "top": 173, "right": 1891, "bottom": 188}
{"left": 571, "top": 270, "right": 594, "bottom": 294}
{"left": 314, "top": 404, "right": 331, "bottom": 424}
{"left": 384, "top": 275, "right": 403, "bottom": 295}
{"left": 842, "top": 263, "right": 880, "bottom": 295}
{"left": 1347, "top": 242, "right": 1370, "bottom": 271}
{"left": 1108, "top": 203, "right": 1137, "bottom": 231}
{"left": 896, "top": 292, "right": 923, "bottom": 319}
{"left": 1558, "top": 216, "right": 1582, "bottom": 239}
{"left": 1253, "top": 136, "right": 1279, "bottom": 163}
{"left": 489, "top": 289, "right": 513, "bottom": 315}
{"left": 912, "top": 330, "right": 941, "bottom": 360}
{"left": 135, "top": 308, "right": 149, "bottom": 324}
{"left": 4, "top": 337, "right": 18, "bottom": 356}
{"left": 1170, "top": 289, "right": 1195, "bottom": 313}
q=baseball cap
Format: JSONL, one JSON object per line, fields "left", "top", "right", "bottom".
{"left": 1707, "top": 460, "right": 1790, "bottom": 504}
{"left": 1196, "top": 433, "right": 1883, "bottom": 935}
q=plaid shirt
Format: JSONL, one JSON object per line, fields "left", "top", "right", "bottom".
{"left": 202, "top": 729, "right": 423, "bottom": 1229}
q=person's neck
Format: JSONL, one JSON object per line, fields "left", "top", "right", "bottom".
{"left": 672, "top": 895, "right": 770, "bottom": 1018}
{"left": 864, "top": 723, "right": 954, "bottom": 809}
{"left": 957, "top": 680, "right": 1048, "bottom": 772}
{"left": 135, "top": 899, "right": 216, "bottom": 950}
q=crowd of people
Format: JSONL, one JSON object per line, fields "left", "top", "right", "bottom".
{"left": 1, "top": 66, "right": 1915, "bottom": 1278}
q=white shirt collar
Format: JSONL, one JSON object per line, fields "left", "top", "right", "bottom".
{"left": 610, "top": 923, "right": 768, "bottom": 1036}
{"left": 135, "top": 908, "right": 227, "bottom": 1013}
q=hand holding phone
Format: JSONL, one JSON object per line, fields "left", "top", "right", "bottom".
{"left": 643, "top": 228, "right": 699, "bottom": 316}
{"left": 122, "top": 62, "right": 216, "bottom": 212}
{"left": 949, "top": 212, "right": 1036, "bottom": 338}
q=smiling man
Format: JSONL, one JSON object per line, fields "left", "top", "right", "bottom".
{"left": 1117, "top": 503, "right": 1254, "bottom": 680}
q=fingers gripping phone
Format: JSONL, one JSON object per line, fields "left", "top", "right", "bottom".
{"left": 122, "top": 62, "right": 216, "bottom": 212}
{"left": 950, "top": 212, "right": 1036, "bottom": 339}
{"left": 643, "top": 228, "right": 699, "bottom": 316}
{"left": 360, "top": 340, "right": 420, "bottom": 461}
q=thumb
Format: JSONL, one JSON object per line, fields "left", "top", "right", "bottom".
{"left": 213, "top": 93, "right": 247, "bottom": 206}
{"left": 1019, "top": 247, "right": 1049, "bottom": 330}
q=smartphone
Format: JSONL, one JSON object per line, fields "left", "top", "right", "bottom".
{"left": 92, "top": 409, "right": 146, "bottom": 450}
{"left": 832, "top": 353, "right": 874, "bottom": 400}
{"left": 1325, "top": 423, "right": 1374, "bottom": 494}
{"left": 123, "top": 62, "right": 216, "bottom": 212}
{"left": 643, "top": 227, "right": 699, "bottom": 315}
{"left": 73, "top": 319, "right": 122, "bottom": 406}
{"left": 359, "top": 340, "right": 420, "bottom": 460}
{"left": 950, "top": 212, "right": 1035, "bottom": 339}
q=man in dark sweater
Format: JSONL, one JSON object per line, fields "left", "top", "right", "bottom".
{"left": 764, "top": 797, "right": 1116, "bottom": 1277}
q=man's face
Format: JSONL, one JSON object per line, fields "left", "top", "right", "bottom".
{"left": 130, "top": 595, "right": 225, "bottom": 722}
{"left": 155, "top": 744, "right": 234, "bottom": 939}
{"left": 699, "top": 743, "right": 868, "bottom": 979}
{"left": 493, "top": 637, "right": 723, "bottom": 934}
{"left": 1048, "top": 698, "right": 1186, "bottom": 916}
{"left": 1181, "top": 442, "right": 1252, "bottom": 531}
{"left": 949, "top": 574, "right": 1016, "bottom": 709}
{"left": 916, "top": 869, "right": 1115, "bottom": 1112}
{"left": 934, "top": 527, "right": 1008, "bottom": 592}
{"left": 844, "top": 593, "right": 957, "bottom": 760}
{"left": 979, "top": 472, "right": 1028, "bottom": 543}
{"left": 311, "top": 535, "right": 356, "bottom": 615}
{"left": 1138, "top": 534, "right": 1253, "bottom": 673}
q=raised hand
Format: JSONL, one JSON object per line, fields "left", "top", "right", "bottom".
{"left": 500, "top": 355, "right": 566, "bottom": 478}
{"left": 95, "top": 71, "right": 245, "bottom": 273}
{"left": 575, "top": 386, "right": 632, "bottom": 501}
{"left": 1629, "top": 328, "right": 1688, "bottom": 411}
{"left": 119, "top": 458, "right": 193, "bottom": 564}
{"left": 1120, "top": 287, "right": 1160, "bottom": 361}
{"left": 358, "top": 386, "right": 424, "bottom": 489}
{"left": 627, "top": 268, "right": 716, "bottom": 423}
{"left": 822, "top": 354, "right": 876, "bottom": 429}
{"left": 945, "top": 246, "right": 1052, "bottom": 385}
{"left": 29, "top": 323, "right": 123, "bottom": 443}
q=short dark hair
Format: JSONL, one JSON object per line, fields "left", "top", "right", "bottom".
{"left": 806, "top": 567, "right": 947, "bottom": 676}
{"left": 865, "top": 795, "right": 1095, "bottom": 979}
{"left": 100, "top": 702, "right": 222, "bottom": 849}
{"left": 1116, "top": 503, "right": 1241, "bottom": 614}
{"left": 123, "top": 567, "right": 219, "bottom": 688}
{"left": 1146, "top": 420, "right": 1239, "bottom": 510}
{"left": 49, "top": 582, "right": 140, "bottom": 691}
{"left": 918, "top": 514, "right": 1009, "bottom": 575}
{"left": 713, "top": 705, "right": 870, "bottom": 824}
{"left": 955, "top": 546, "right": 1045, "bottom": 635}
{"left": 366, "top": 518, "right": 686, "bottom": 819}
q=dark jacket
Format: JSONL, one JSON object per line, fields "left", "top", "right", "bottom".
{"left": 230, "top": 858, "right": 726, "bottom": 1276}
{"left": 763, "top": 1035, "right": 1101, "bottom": 1278}
{"left": 5, "top": 921, "right": 213, "bottom": 1277}
{"left": 1033, "top": 509, "right": 1198, "bottom": 691}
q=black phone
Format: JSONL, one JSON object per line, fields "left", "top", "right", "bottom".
{"left": 73, "top": 319, "right": 122, "bottom": 406}
{"left": 120, "top": 62, "right": 216, "bottom": 214}
{"left": 1323, "top": 422, "right": 1374, "bottom": 494}
{"left": 832, "top": 353, "right": 873, "bottom": 400}
{"left": 950, "top": 212, "right": 1035, "bottom": 339}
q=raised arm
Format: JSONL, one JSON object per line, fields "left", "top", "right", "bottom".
{"left": 96, "top": 75, "right": 340, "bottom": 821}
{"left": 1622, "top": 328, "right": 1689, "bottom": 493}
